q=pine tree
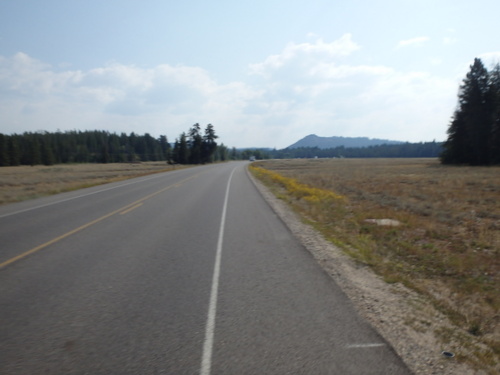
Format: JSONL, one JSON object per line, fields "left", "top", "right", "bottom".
{"left": 0, "top": 128, "right": 223, "bottom": 167}
{"left": 202, "top": 124, "right": 218, "bottom": 163}
{"left": 231, "top": 147, "right": 238, "bottom": 160}
{"left": 41, "top": 137, "right": 55, "bottom": 165}
{"left": 159, "top": 135, "right": 170, "bottom": 162}
{"left": 108, "top": 133, "right": 122, "bottom": 162}
{"left": 214, "top": 143, "right": 229, "bottom": 161}
{"left": 442, "top": 58, "right": 494, "bottom": 165}
{"left": 465, "top": 59, "right": 492, "bottom": 164}
{"left": 442, "top": 110, "right": 468, "bottom": 164}
{"left": 26, "top": 134, "right": 42, "bottom": 166}
{"left": 0, "top": 134, "right": 9, "bottom": 166}
{"left": 144, "top": 133, "right": 160, "bottom": 161}
{"left": 8, "top": 137, "right": 21, "bottom": 166}
{"left": 188, "top": 123, "right": 202, "bottom": 164}
{"left": 489, "top": 63, "right": 500, "bottom": 164}
{"left": 178, "top": 132, "right": 189, "bottom": 164}
{"left": 99, "top": 134, "right": 110, "bottom": 163}
{"left": 7, "top": 136, "right": 21, "bottom": 166}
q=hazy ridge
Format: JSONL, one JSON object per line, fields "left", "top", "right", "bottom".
{"left": 287, "top": 134, "right": 404, "bottom": 149}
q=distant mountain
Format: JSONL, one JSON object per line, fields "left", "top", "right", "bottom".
{"left": 286, "top": 134, "right": 404, "bottom": 149}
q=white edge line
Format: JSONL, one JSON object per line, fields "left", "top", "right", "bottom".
{"left": 345, "top": 343, "right": 386, "bottom": 349}
{"left": 200, "top": 167, "right": 236, "bottom": 375}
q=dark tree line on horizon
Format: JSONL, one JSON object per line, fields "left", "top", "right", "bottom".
{"left": 276, "top": 141, "right": 442, "bottom": 159}
{"left": 0, "top": 124, "right": 230, "bottom": 166}
{"left": 241, "top": 141, "right": 442, "bottom": 160}
{"left": 441, "top": 58, "right": 500, "bottom": 165}
{"left": 0, "top": 128, "right": 443, "bottom": 167}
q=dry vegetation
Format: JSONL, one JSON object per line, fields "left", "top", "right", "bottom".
{"left": 251, "top": 158, "right": 499, "bottom": 373}
{"left": 0, "top": 162, "right": 183, "bottom": 205}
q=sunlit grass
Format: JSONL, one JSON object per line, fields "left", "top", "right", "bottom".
{"left": 250, "top": 166, "right": 345, "bottom": 203}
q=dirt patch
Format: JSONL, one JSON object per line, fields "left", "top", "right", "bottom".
{"left": 248, "top": 169, "right": 483, "bottom": 375}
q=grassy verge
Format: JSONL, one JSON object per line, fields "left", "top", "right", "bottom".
{"left": 250, "top": 158, "right": 499, "bottom": 373}
{"left": 0, "top": 162, "right": 186, "bottom": 205}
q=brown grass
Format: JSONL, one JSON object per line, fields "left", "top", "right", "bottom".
{"left": 251, "top": 158, "right": 499, "bottom": 372}
{"left": 0, "top": 162, "right": 185, "bottom": 205}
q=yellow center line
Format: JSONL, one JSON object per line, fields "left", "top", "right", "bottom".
{"left": 119, "top": 202, "right": 143, "bottom": 215}
{"left": 0, "top": 172, "right": 202, "bottom": 269}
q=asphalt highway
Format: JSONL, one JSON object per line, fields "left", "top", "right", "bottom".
{"left": 0, "top": 162, "right": 411, "bottom": 374}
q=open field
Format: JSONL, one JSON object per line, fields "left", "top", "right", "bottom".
{"left": 251, "top": 158, "right": 499, "bottom": 372}
{"left": 0, "top": 162, "right": 184, "bottom": 205}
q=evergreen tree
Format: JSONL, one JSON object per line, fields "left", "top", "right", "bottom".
{"left": 215, "top": 143, "right": 229, "bottom": 161}
{"left": 128, "top": 132, "right": 138, "bottom": 161}
{"left": 0, "top": 134, "right": 8, "bottom": 166}
{"left": 41, "top": 136, "right": 55, "bottom": 165}
{"left": 188, "top": 123, "right": 202, "bottom": 164}
{"left": 202, "top": 123, "right": 218, "bottom": 163}
{"left": 75, "top": 144, "right": 90, "bottom": 163}
{"left": 144, "top": 133, "right": 160, "bottom": 161}
{"left": 7, "top": 137, "right": 20, "bottom": 166}
{"left": 489, "top": 63, "right": 500, "bottom": 164}
{"left": 442, "top": 110, "right": 469, "bottom": 164}
{"left": 159, "top": 135, "right": 170, "bottom": 162}
{"left": 172, "top": 139, "right": 180, "bottom": 164}
{"left": 100, "top": 143, "right": 110, "bottom": 163}
{"left": 108, "top": 133, "right": 122, "bottom": 162}
{"left": 0, "top": 128, "right": 222, "bottom": 167}
{"left": 177, "top": 132, "right": 189, "bottom": 164}
{"left": 230, "top": 147, "right": 237, "bottom": 160}
{"left": 25, "top": 133, "right": 42, "bottom": 166}
{"left": 464, "top": 58, "right": 492, "bottom": 164}
{"left": 442, "top": 58, "right": 495, "bottom": 165}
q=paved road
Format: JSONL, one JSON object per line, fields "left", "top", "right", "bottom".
{"left": 0, "top": 162, "right": 411, "bottom": 374}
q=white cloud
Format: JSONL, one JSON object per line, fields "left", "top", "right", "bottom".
{"left": 308, "top": 63, "right": 393, "bottom": 79}
{"left": 355, "top": 71, "right": 456, "bottom": 140}
{"left": 0, "top": 35, "right": 459, "bottom": 148}
{"left": 0, "top": 52, "right": 80, "bottom": 96}
{"left": 249, "top": 34, "right": 360, "bottom": 77}
{"left": 244, "top": 34, "right": 455, "bottom": 144}
{"left": 397, "top": 36, "right": 430, "bottom": 48}
{"left": 0, "top": 52, "right": 262, "bottom": 144}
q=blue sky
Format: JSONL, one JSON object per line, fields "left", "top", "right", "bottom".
{"left": 1, "top": 0, "right": 499, "bottom": 148}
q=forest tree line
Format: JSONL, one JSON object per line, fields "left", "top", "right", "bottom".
{"left": 441, "top": 58, "right": 500, "bottom": 165}
{"left": 275, "top": 141, "right": 442, "bottom": 159}
{"left": 0, "top": 124, "right": 231, "bottom": 166}
{"left": 241, "top": 141, "right": 442, "bottom": 160}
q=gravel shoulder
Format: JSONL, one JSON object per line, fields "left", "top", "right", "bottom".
{"left": 248, "top": 169, "right": 482, "bottom": 375}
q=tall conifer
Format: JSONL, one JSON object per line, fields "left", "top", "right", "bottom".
{"left": 489, "top": 64, "right": 500, "bottom": 164}
{"left": 0, "top": 134, "right": 8, "bottom": 166}
{"left": 202, "top": 124, "right": 218, "bottom": 163}
{"left": 188, "top": 123, "right": 202, "bottom": 164}
{"left": 442, "top": 58, "right": 497, "bottom": 165}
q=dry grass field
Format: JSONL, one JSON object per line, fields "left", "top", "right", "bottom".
{"left": 251, "top": 158, "right": 499, "bottom": 371}
{"left": 0, "top": 162, "right": 183, "bottom": 205}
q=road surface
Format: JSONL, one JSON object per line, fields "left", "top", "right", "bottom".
{"left": 0, "top": 162, "right": 411, "bottom": 374}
